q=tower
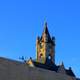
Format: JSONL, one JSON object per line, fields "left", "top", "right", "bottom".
{"left": 36, "top": 22, "right": 55, "bottom": 64}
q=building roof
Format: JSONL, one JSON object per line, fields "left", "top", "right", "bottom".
{"left": 0, "top": 57, "right": 77, "bottom": 80}
{"left": 30, "top": 60, "right": 75, "bottom": 77}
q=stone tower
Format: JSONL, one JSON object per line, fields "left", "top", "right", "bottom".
{"left": 36, "top": 22, "right": 55, "bottom": 64}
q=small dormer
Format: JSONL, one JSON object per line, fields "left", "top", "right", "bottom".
{"left": 57, "top": 62, "right": 66, "bottom": 74}
{"left": 27, "top": 57, "right": 34, "bottom": 67}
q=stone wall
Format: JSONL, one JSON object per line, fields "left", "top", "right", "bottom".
{"left": 0, "top": 57, "right": 76, "bottom": 80}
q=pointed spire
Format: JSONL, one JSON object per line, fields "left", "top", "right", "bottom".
{"left": 61, "top": 61, "right": 64, "bottom": 66}
{"left": 41, "top": 22, "right": 52, "bottom": 42}
{"left": 43, "top": 22, "right": 49, "bottom": 34}
{"left": 40, "top": 22, "right": 55, "bottom": 45}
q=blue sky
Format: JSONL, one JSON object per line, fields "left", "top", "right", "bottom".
{"left": 0, "top": 0, "right": 80, "bottom": 77}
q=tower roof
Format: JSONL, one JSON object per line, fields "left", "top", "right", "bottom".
{"left": 41, "top": 22, "right": 55, "bottom": 45}
{"left": 41, "top": 22, "right": 51, "bottom": 41}
{"left": 28, "top": 60, "right": 75, "bottom": 77}
{"left": 43, "top": 22, "right": 49, "bottom": 34}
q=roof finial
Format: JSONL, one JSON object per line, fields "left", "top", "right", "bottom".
{"left": 45, "top": 21, "right": 47, "bottom": 27}
{"left": 61, "top": 61, "right": 64, "bottom": 66}
{"left": 69, "top": 67, "right": 72, "bottom": 70}
{"left": 59, "top": 61, "right": 64, "bottom": 67}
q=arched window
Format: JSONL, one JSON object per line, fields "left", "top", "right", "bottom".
{"left": 39, "top": 53, "right": 43, "bottom": 58}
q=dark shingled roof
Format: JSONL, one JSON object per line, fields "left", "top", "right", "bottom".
{"left": 32, "top": 60, "right": 75, "bottom": 77}
{"left": 66, "top": 69, "right": 75, "bottom": 77}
